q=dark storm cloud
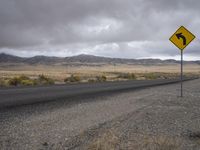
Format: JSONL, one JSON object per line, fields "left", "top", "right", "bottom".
{"left": 0, "top": 0, "right": 200, "bottom": 59}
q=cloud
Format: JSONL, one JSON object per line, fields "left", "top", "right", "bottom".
{"left": 0, "top": 0, "right": 200, "bottom": 59}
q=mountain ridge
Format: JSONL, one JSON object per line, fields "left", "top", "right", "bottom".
{"left": 0, "top": 53, "right": 199, "bottom": 65}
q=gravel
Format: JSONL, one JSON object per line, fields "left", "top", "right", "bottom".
{"left": 1, "top": 79, "right": 200, "bottom": 149}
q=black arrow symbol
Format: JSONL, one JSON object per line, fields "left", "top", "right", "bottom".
{"left": 176, "top": 33, "right": 186, "bottom": 45}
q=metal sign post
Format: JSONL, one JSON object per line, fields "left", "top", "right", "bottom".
{"left": 169, "top": 26, "right": 195, "bottom": 97}
{"left": 181, "top": 50, "right": 183, "bottom": 97}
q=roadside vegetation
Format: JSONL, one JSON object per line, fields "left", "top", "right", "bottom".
{"left": 143, "top": 73, "right": 159, "bottom": 80}
{"left": 64, "top": 75, "right": 81, "bottom": 83}
{"left": 0, "top": 72, "right": 198, "bottom": 87}
{"left": 36, "top": 74, "right": 55, "bottom": 85}
{"left": 96, "top": 75, "right": 107, "bottom": 82}
{"left": 87, "top": 129, "right": 181, "bottom": 150}
{"left": 64, "top": 74, "right": 107, "bottom": 83}
{"left": 117, "top": 73, "right": 136, "bottom": 80}
{"left": 0, "top": 75, "right": 54, "bottom": 87}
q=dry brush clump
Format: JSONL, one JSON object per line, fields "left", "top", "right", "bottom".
{"left": 0, "top": 74, "right": 54, "bottom": 87}
{"left": 8, "top": 75, "right": 35, "bottom": 86}
{"left": 129, "top": 134, "right": 181, "bottom": 150}
{"left": 36, "top": 74, "right": 55, "bottom": 85}
{"left": 96, "top": 75, "right": 107, "bottom": 82}
{"left": 142, "top": 73, "right": 160, "bottom": 80}
{"left": 138, "top": 72, "right": 178, "bottom": 80}
{"left": 117, "top": 73, "right": 136, "bottom": 80}
{"left": 64, "top": 74, "right": 81, "bottom": 83}
{"left": 87, "top": 130, "right": 181, "bottom": 150}
{"left": 0, "top": 78, "right": 9, "bottom": 87}
{"left": 88, "top": 75, "right": 107, "bottom": 83}
{"left": 87, "top": 129, "right": 120, "bottom": 150}
{"left": 64, "top": 74, "right": 107, "bottom": 83}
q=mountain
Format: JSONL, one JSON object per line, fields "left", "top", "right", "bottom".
{"left": 66, "top": 55, "right": 166, "bottom": 64}
{"left": 0, "top": 53, "right": 199, "bottom": 65}
{"left": 0, "top": 53, "right": 25, "bottom": 63}
{"left": 24, "top": 56, "right": 63, "bottom": 65}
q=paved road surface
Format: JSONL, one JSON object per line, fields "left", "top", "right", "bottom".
{"left": 0, "top": 79, "right": 188, "bottom": 108}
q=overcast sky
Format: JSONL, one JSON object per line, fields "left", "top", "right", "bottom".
{"left": 0, "top": 0, "right": 200, "bottom": 60}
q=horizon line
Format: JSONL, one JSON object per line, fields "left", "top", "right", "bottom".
{"left": 0, "top": 52, "right": 199, "bottom": 61}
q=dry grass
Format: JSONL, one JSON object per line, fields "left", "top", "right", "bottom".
{"left": 187, "top": 131, "right": 200, "bottom": 145}
{"left": 127, "top": 134, "right": 181, "bottom": 150}
{"left": 0, "top": 64, "right": 199, "bottom": 83}
{"left": 87, "top": 129, "right": 120, "bottom": 150}
{"left": 87, "top": 129, "right": 181, "bottom": 150}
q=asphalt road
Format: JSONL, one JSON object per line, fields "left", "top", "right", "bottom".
{"left": 0, "top": 79, "right": 190, "bottom": 108}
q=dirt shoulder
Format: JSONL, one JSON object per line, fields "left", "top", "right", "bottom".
{"left": 66, "top": 79, "right": 200, "bottom": 150}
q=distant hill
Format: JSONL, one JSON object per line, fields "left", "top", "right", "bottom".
{"left": 0, "top": 53, "right": 199, "bottom": 65}
{"left": 0, "top": 53, "right": 25, "bottom": 63}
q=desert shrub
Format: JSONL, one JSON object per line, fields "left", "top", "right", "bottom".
{"left": 8, "top": 77, "right": 21, "bottom": 86}
{"left": 37, "top": 74, "right": 55, "bottom": 85}
{"left": 7, "top": 75, "right": 32, "bottom": 86}
{"left": 18, "top": 75, "right": 30, "bottom": 80}
{"left": 128, "top": 73, "right": 136, "bottom": 80}
{"left": 38, "top": 74, "right": 48, "bottom": 81}
{"left": 64, "top": 75, "right": 81, "bottom": 83}
{"left": 21, "top": 80, "right": 35, "bottom": 86}
{"left": 144, "top": 73, "right": 159, "bottom": 80}
{"left": 0, "top": 79, "right": 4, "bottom": 86}
{"left": 88, "top": 79, "right": 96, "bottom": 83}
{"left": 96, "top": 75, "right": 107, "bottom": 82}
{"left": 0, "top": 79, "right": 9, "bottom": 87}
{"left": 7, "top": 75, "right": 54, "bottom": 86}
{"left": 117, "top": 73, "right": 136, "bottom": 80}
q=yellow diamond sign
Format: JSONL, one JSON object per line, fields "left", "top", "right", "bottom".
{"left": 169, "top": 26, "right": 195, "bottom": 50}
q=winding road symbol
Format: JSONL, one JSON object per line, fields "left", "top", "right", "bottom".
{"left": 176, "top": 33, "right": 186, "bottom": 45}
{"left": 169, "top": 26, "right": 195, "bottom": 51}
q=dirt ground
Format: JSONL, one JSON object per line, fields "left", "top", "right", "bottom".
{"left": 0, "top": 64, "right": 200, "bottom": 81}
{"left": 66, "top": 79, "right": 200, "bottom": 150}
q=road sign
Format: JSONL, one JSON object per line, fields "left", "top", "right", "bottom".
{"left": 169, "top": 26, "right": 195, "bottom": 50}
{"left": 169, "top": 26, "right": 195, "bottom": 97}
